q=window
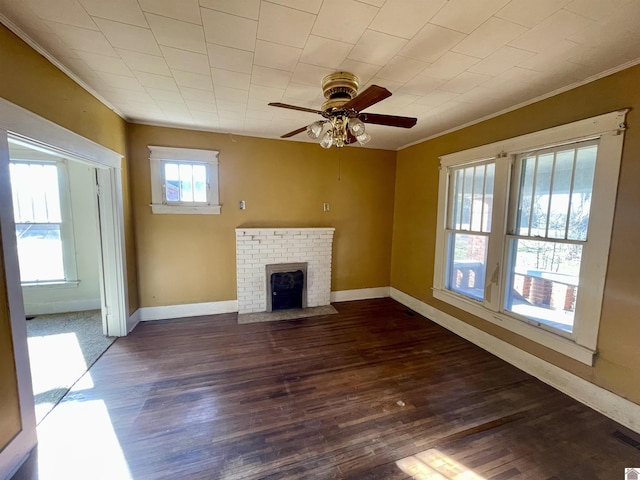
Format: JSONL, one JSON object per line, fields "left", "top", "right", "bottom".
{"left": 433, "top": 110, "right": 627, "bottom": 365}
{"left": 9, "top": 150, "right": 77, "bottom": 285}
{"left": 148, "top": 145, "right": 220, "bottom": 214}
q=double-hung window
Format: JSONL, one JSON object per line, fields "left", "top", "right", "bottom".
{"left": 433, "top": 110, "right": 627, "bottom": 365}
{"left": 149, "top": 146, "right": 220, "bottom": 214}
{"left": 9, "top": 153, "right": 77, "bottom": 285}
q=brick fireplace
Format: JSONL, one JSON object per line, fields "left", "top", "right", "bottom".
{"left": 235, "top": 228, "right": 334, "bottom": 314}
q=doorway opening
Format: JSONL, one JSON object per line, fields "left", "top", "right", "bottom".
{"left": 8, "top": 138, "right": 117, "bottom": 423}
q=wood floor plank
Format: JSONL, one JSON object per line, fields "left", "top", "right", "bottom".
{"left": 12, "top": 298, "right": 640, "bottom": 479}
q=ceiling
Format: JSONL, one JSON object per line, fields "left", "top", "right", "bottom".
{"left": 1, "top": 0, "right": 639, "bottom": 151}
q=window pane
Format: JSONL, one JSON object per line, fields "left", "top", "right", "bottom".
{"left": 164, "top": 163, "right": 180, "bottom": 202}
{"left": 547, "top": 149, "right": 574, "bottom": 239}
{"left": 193, "top": 165, "right": 207, "bottom": 203}
{"left": 10, "top": 163, "right": 60, "bottom": 223}
{"left": 505, "top": 239, "right": 582, "bottom": 333}
{"left": 15, "top": 224, "right": 64, "bottom": 282}
{"left": 517, "top": 156, "right": 536, "bottom": 235}
{"left": 483, "top": 163, "right": 494, "bottom": 233}
{"left": 447, "top": 233, "right": 487, "bottom": 301}
{"left": 179, "top": 163, "right": 193, "bottom": 202}
{"left": 568, "top": 146, "right": 596, "bottom": 241}
{"left": 462, "top": 167, "right": 473, "bottom": 229}
{"left": 532, "top": 153, "right": 553, "bottom": 235}
{"left": 470, "top": 164, "right": 485, "bottom": 231}
{"left": 451, "top": 169, "right": 463, "bottom": 230}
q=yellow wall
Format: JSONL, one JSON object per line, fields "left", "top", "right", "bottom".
{"left": 0, "top": 24, "right": 138, "bottom": 314}
{"left": 127, "top": 124, "right": 396, "bottom": 307}
{"left": 392, "top": 64, "right": 640, "bottom": 404}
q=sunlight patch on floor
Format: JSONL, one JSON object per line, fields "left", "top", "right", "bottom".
{"left": 397, "top": 448, "right": 486, "bottom": 480}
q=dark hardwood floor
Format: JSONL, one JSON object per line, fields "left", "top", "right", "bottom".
{"left": 13, "top": 298, "right": 640, "bottom": 479}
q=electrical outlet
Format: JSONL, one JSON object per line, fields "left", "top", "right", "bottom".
{"left": 323, "top": 203, "right": 330, "bottom": 212}
{"left": 239, "top": 200, "right": 246, "bottom": 210}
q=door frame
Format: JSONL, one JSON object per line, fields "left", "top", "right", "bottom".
{"left": 0, "top": 98, "right": 129, "bottom": 478}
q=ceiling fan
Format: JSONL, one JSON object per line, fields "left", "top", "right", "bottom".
{"left": 268, "top": 72, "right": 417, "bottom": 148}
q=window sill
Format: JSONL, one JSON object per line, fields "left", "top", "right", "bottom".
{"left": 150, "top": 204, "right": 221, "bottom": 215}
{"left": 432, "top": 288, "right": 595, "bottom": 365}
{"left": 22, "top": 280, "right": 80, "bottom": 290}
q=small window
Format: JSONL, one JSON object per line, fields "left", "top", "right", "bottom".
{"left": 149, "top": 146, "right": 220, "bottom": 214}
{"left": 433, "top": 110, "right": 627, "bottom": 365}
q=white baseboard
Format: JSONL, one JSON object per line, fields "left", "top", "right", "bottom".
{"left": 24, "top": 298, "right": 101, "bottom": 316}
{"left": 127, "top": 308, "right": 141, "bottom": 333}
{"left": 390, "top": 287, "right": 640, "bottom": 434}
{"left": 138, "top": 300, "right": 238, "bottom": 321}
{"left": 331, "top": 287, "right": 390, "bottom": 303}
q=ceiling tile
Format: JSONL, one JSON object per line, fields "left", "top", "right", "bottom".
{"left": 399, "top": 24, "right": 465, "bottom": 63}
{"left": 357, "top": 0, "right": 385, "bottom": 6}
{"left": 211, "top": 68, "right": 251, "bottom": 90}
{"left": 73, "top": 50, "right": 133, "bottom": 76}
{"left": 47, "top": 22, "right": 118, "bottom": 57}
{"left": 415, "top": 90, "right": 460, "bottom": 106}
{"left": 517, "top": 40, "right": 580, "bottom": 71}
{"left": 138, "top": 0, "right": 202, "bottom": 25}
{"left": 199, "top": 0, "right": 260, "bottom": 20}
{"left": 116, "top": 49, "right": 171, "bottom": 76}
{"left": 216, "top": 99, "right": 247, "bottom": 112}
{"left": 179, "top": 87, "right": 215, "bottom": 102}
{"left": 207, "top": 44, "right": 254, "bottom": 74}
{"left": 93, "top": 71, "right": 146, "bottom": 91}
{"left": 190, "top": 110, "right": 219, "bottom": 123}
{"left": 366, "top": 78, "right": 404, "bottom": 92}
{"left": 468, "top": 45, "right": 535, "bottom": 76}
{"left": 251, "top": 65, "right": 292, "bottom": 89}
{"left": 439, "top": 71, "right": 491, "bottom": 93}
{"left": 399, "top": 74, "right": 445, "bottom": 96}
{"left": 312, "top": 0, "right": 379, "bottom": 44}
{"left": 299, "top": 35, "right": 354, "bottom": 70}
{"left": 185, "top": 99, "right": 217, "bottom": 113}
{"left": 509, "top": 10, "right": 594, "bottom": 53}
{"left": 369, "top": 0, "right": 446, "bottom": 39}
{"left": 452, "top": 17, "right": 528, "bottom": 58}
{"left": 134, "top": 71, "right": 179, "bottom": 91}
{"left": 160, "top": 45, "right": 210, "bottom": 75}
{"left": 78, "top": 0, "right": 146, "bottom": 27}
{"left": 283, "top": 83, "right": 321, "bottom": 101}
{"left": 146, "top": 88, "right": 184, "bottom": 102}
{"left": 201, "top": 8, "right": 257, "bottom": 52}
{"left": 172, "top": 70, "right": 214, "bottom": 91}
{"left": 565, "top": 0, "right": 632, "bottom": 20}
{"left": 420, "top": 51, "right": 480, "bottom": 80}
{"left": 145, "top": 13, "right": 206, "bottom": 54}
{"left": 93, "top": 17, "right": 161, "bottom": 55}
{"left": 496, "top": 0, "right": 571, "bottom": 28}
{"left": 348, "top": 30, "right": 407, "bottom": 66}
{"left": 254, "top": 40, "right": 301, "bottom": 72}
{"left": 249, "top": 84, "right": 285, "bottom": 102}
{"left": 430, "top": 0, "right": 511, "bottom": 34}
{"left": 23, "top": 0, "right": 96, "bottom": 29}
{"left": 374, "top": 92, "right": 420, "bottom": 111}
{"left": 214, "top": 85, "right": 249, "bottom": 102}
{"left": 338, "top": 59, "right": 381, "bottom": 84}
{"left": 257, "top": 2, "right": 315, "bottom": 48}
{"left": 376, "top": 56, "right": 428, "bottom": 83}
{"left": 291, "top": 63, "right": 329, "bottom": 86}
{"left": 269, "top": 0, "right": 322, "bottom": 14}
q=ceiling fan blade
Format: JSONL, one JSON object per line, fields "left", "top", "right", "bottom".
{"left": 343, "top": 85, "right": 391, "bottom": 112}
{"left": 281, "top": 126, "right": 307, "bottom": 138}
{"left": 359, "top": 112, "right": 417, "bottom": 128}
{"left": 268, "top": 102, "right": 323, "bottom": 115}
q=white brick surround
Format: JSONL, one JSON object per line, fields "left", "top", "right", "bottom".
{"left": 236, "top": 228, "right": 335, "bottom": 314}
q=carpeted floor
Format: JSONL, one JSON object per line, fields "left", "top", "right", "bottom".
{"left": 26, "top": 310, "right": 116, "bottom": 424}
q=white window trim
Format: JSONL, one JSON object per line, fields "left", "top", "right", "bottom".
{"left": 10, "top": 151, "right": 79, "bottom": 286}
{"left": 148, "top": 145, "right": 221, "bottom": 215}
{"left": 433, "top": 110, "right": 628, "bottom": 365}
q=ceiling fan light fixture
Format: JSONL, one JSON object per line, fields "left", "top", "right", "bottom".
{"left": 306, "top": 121, "right": 324, "bottom": 139}
{"left": 356, "top": 132, "right": 371, "bottom": 146}
{"left": 320, "top": 129, "right": 334, "bottom": 149}
{"left": 348, "top": 118, "right": 365, "bottom": 137}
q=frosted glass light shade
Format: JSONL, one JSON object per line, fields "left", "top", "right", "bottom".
{"left": 356, "top": 132, "right": 371, "bottom": 145}
{"left": 320, "top": 130, "right": 334, "bottom": 149}
{"left": 306, "top": 121, "right": 324, "bottom": 139}
{"left": 348, "top": 118, "right": 365, "bottom": 136}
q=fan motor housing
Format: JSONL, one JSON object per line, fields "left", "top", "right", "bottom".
{"left": 321, "top": 72, "right": 360, "bottom": 111}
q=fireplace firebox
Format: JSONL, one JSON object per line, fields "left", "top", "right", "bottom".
{"left": 266, "top": 263, "right": 307, "bottom": 312}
